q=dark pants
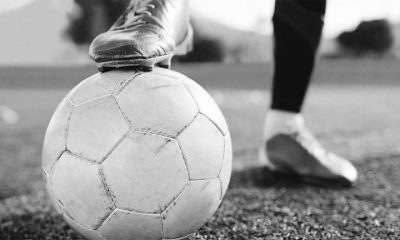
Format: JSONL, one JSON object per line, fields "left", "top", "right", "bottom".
{"left": 271, "top": 0, "right": 327, "bottom": 113}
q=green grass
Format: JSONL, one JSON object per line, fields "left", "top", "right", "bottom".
{"left": 1, "top": 60, "right": 400, "bottom": 239}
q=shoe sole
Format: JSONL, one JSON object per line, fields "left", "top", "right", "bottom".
{"left": 258, "top": 146, "right": 354, "bottom": 188}
{"left": 97, "top": 26, "right": 194, "bottom": 72}
{"left": 97, "top": 54, "right": 174, "bottom": 72}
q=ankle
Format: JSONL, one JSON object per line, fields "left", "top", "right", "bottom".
{"left": 263, "top": 109, "right": 304, "bottom": 140}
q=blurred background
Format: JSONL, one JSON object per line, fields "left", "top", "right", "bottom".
{"left": 0, "top": 0, "right": 399, "bottom": 65}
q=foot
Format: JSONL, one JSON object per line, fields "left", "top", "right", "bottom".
{"left": 259, "top": 110, "right": 358, "bottom": 187}
{"left": 89, "top": 0, "right": 193, "bottom": 72}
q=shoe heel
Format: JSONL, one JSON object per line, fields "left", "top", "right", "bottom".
{"left": 157, "top": 56, "right": 172, "bottom": 69}
{"left": 258, "top": 146, "right": 279, "bottom": 171}
{"left": 174, "top": 25, "right": 193, "bottom": 56}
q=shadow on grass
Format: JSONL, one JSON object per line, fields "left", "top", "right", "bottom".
{"left": 230, "top": 166, "right": 304, "bottom": 189}
{"left": 0, "top": 186, "right": 30, "bottom": 201}
{"left": 229, "top": 166, "right": 352, "bottom": 189}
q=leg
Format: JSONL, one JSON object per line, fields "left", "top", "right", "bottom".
{"left": 271, "top": 0, "right": 326, "bottom": 113}
{"left": 260, "top": 0, "right": 358, "bottom": 187}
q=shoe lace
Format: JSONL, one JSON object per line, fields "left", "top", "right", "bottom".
{"left": 112, "top": 0, "right": 167, "bottom": 30}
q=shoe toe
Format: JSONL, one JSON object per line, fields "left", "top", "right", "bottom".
{"left": 329, "top": 154, "right": 358, "bottom": 184}
{"left": 89, "top": 26, "right": 174, "bottom": 62}
{"left": 89, "top": 30, "right": 142, "bottom": 61}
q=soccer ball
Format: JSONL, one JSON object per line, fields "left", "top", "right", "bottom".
{"left": 42, "top": 68, "right": 232, "bottom": 240}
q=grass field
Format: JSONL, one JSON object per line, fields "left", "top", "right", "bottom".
{"left": 1, "top": 60, "right": 400, "bottom": 239}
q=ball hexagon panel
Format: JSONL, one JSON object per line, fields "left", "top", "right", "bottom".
{"left": 64, "top": 214, "right": 106, "bottom": 240}
{"left": 98, "top": 209, "right": 162, "bottom": 240}
{"left": 115, "top": 71, "right": 198, "bottom": 137}
{"left": 219, "top": 135, "right": 233, "bottom": 199}
{"left": 68, "top": 71, "right": 136, "bottom": 106}
{"left": 180, "top": 76, "right": 229, "bottom": 136}
{"left": 42, "top": 98, "right": 73, "bottom": 173}
{"left": 51, "top": 152, "right": 114, "bottom": 229}
{"left": 162, "top": 178, "right": 221, "bottom": 239}
{"left": 102, "top": 132, "right": 189, "bottom": 213}
{"left": 67, "top": 97, "right": 129, "bottom": 163}
{"left": 178, "top": 114, "right": 225, "bottom": 180}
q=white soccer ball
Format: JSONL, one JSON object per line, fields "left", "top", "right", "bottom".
{"left": 42, "top": 68, "right": 232, "bottom": 240}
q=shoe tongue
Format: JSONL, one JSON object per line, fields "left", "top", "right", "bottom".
{"left": 120, "top": 0, "right": 168, "bottom": 26}
{"left": 136, "top": 0, "right": 168, "bottom": 17}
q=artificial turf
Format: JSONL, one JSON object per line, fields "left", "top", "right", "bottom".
{"left": 1, "top": 60, "right": 400, "bottom": 239}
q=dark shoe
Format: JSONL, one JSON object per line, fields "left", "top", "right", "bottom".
{"left": 89, "top": 0, "right": 193, "bottom": 72}
{"left": 259, "top": 125, "right": 358, "bottom": 187}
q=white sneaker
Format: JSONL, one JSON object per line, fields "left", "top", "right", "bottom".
{"left": 260, "top": 111, "right": 357, "bottom": 187}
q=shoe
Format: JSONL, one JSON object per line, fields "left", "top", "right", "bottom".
{"left": 89, "top": 0, "right": 193, "bottom": 72}
{"left": 259, "top": 123, "right": 358, "bottom": 187}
